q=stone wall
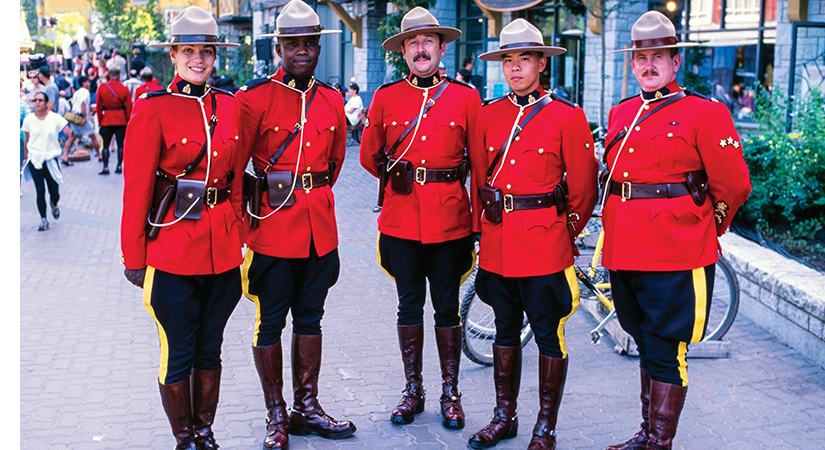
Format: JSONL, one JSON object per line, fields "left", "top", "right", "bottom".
{"left": 720, "top": 233, "right": 825, "bottom": 367}
{"left": 773, "top": 0, "right": 825, "bottom": 93}
{"left": 582, "top": 1, "right": 647, "bottom": 128}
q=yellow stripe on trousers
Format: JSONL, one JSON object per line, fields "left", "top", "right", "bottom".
{"left": 375, "top": 233, "right": 396, "bottom": 283}
{"left": 241, "top": 249, "right": 264, "bottom": 347}
{"left": 142, "top": 266, "right": 170, "bottom": 384}
{"left": 557, "top": 266, "right": 581, "bottom": 359}
{"left": 676, "top": 266, "right": 709, "bottom": 387}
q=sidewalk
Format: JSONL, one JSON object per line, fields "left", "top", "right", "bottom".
{"left": 20, "top": 145, "right": 825, "bottom": 449}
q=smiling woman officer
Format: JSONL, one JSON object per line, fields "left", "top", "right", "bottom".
{"left": 120, "top": 7, "right": 244, "bottom": 450}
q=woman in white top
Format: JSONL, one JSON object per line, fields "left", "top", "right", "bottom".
{"left": 22, "top": 92, "right": 72, "bottom": 231}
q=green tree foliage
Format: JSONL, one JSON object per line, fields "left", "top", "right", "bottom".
{"left": 681, "top": 46, "right": 711, "bottom": 95}
{"left": 377, "top": 0, "right": 438, "bottom": 81}
{"left": 739, "top": 87, "right": 825, "bottom": 244}
{"left": 217, "top": 35, "right": 255, "bottom": 86}
{"left": 92, "top": 0, "right": 164, "bottom": 51}
{"left": 22, "top": 0, "right": 37, "bottom": 38}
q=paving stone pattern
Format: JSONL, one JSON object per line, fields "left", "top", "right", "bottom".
{"left": 20, "top": 145, "right": 825, "bottom": 449}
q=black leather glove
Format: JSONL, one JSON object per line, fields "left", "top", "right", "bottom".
{"left": 124, "top": 268, "right": 147, "bottom": 288}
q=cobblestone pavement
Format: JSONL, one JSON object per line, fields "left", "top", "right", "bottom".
{"left": 20, "top": 144, "right": 825, "bottom": 449}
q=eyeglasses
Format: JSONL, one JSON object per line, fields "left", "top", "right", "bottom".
{"left": 31, "top": 99, "right": 45, "bottom": 103}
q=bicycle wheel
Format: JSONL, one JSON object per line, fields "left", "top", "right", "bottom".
{"left": 703, "top": 256, "right": 739, "bottom": 341}
{"left": 459, "top": 268, "right": 533, "bottom": 366}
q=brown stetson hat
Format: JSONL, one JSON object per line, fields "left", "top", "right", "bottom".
{"left": 382, "top": 7, "right": 462, "bottom": 53}
{"left": 259, "top": 0, "right": 342, "bottom": 38}
{"left": 148, "top": 6, "right": 239, "bottom": 48}
{"left": 611, "top": 10, "right": 697, "bottom": 53}
{"left": 479, "top": 18, "right": 565, "bottom": 61}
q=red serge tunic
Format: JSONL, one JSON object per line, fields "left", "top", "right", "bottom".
{"left": 96, "top": 79, "right": 132, "bottom": 126}
{"left": 236, "top": 68, "right": 346, "bottom": 259}
{"left": 360, "top": 74, "right": 484, "bottom": 243}
{"left": 120, "top": 76, "right": 245, "bottom": 275}
{"left": 474, "top": 91, "right": 599, "bottom": 277}
{"left": 602, "top": 81, "right": 752, "bottom": 272}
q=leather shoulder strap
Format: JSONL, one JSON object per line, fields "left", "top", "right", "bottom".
{"left": 605, "top": 90, "right": 687, "bottom": 153}
{"left": 265, "top": 82, "right": 319, "bottom": 170}
{"left": 383, "top": 79, "right": 450, "bottom": 159}
{"left": 486, "top": 94, "right": 552, "bottom": 180}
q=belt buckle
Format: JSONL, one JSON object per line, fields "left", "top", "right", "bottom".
{"left": 206, "top": 187, "right": 218, "bottom": 207}
{"left": 621, "top": 181, "right": 632, "bottom": 201}
{"left": 302, "top": 173, "right": 313, "bottom": 192}
{"left": 503, "top": 194, "right": 514, "bottom": 213}
{"left": 415, "top": 167, "right": 427, "bottom": 186}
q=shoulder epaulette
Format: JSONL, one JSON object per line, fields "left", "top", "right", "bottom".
{"left": 445, "top": 76, "right": 473, "bottom": 89}
{"left": 139, "top": 89, "right": 172, "bottom": 100}
{"left": 238, "top": 76, "right": 271, "bottom": 92}
{"left": 314, "top": 79, "right": 335, "bottom": 91}
{"left": 482, "top": 95, "right": 507, "bottom": 107}
{"left": 210, "top": 86, "right": 235, "bottom": 97}
{"left": 685, "top": 89, "right": 716, "bottom": 102}
{"left": 550, "top": 92, "right": 578, "bottom": 108}
{"left": 375, "top": 78, "right": 405, "bottom": 92}
{"left": 617, "top": 95, "right": 636, "bottom": 105}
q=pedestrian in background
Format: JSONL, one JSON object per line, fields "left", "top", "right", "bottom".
{"left": 467, "top": 19, "right": 598, "bottom": 450}
{"left": 62, "top": 75, "right": 101, "bottom": 165}
{"left": 130, "top": 47, "right": 145, "bottom": 75}
{"left": 135, "top": 67, "right": 163, "bottom": 98}
{"left": 237, "top": 1, "right": 354, "bottom": 447}
{"left": 603, "top": 11, "right": 751, "bottom": 450}
{"left": 124, "top": 69, "right": 143, "bottom": 102}
{"left": 37, "top": 66, "right": 60, "bottom": 113}
{"left": 96, "top": 68, "right": 131, "bottom": 175}
{"left": 121, "top": 7, "right": 244, "bottom": 450}
{"left": 360, "top": 6, "right": 483, "bottom": 431}
{"left": 107, "top": 48, "right": 127, "bottom": 81}
{"left": 22, "top": 92, "right": 71, "bottom": 231}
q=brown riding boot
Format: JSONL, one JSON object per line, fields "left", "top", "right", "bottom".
{"left": 527, "top": 356, "right": 568, "bottom": 450}
{"left": 159, "top": 378, "right": 198, "bottom": 450}
{"left": 253, "top": 344, "right": 289, "bottom": 449}
{"left": 645, "top": 380, "right": 688, "bottom": 450}
{"left": 191, "top": 369, "right": 221, "bottom": 450}
{"left": 606, "top": 368, "right": 651, "bottom": 450}
{"left": 288, "top": 334, "right": 356, "bottom": 439}
{"left": 467, "top": 345, "right": 522, "bottom": 449}
{"left": 390, "top": 324, "right": 426, "bottom": 425}
{"left": 435, "top": 325, "right": 465, "bottom": 429}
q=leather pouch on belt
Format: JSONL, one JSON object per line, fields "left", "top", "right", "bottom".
{"left": 174, "top": 179, "right": 205, "bottom": 219}
{"left": 478, "top": 185, "right": 503, "bottom": 224}
{"left": 147, "top": 176, "right": 176, "bottom": 238}
{"left": 390, "top": 160, "right": 413, "bottom": 194}
{"left": 267, "top": 170, "right": 295, "bottom": 207}
{"left": 685, "top": 171, "right": 708, "bottom": 207}
{"left": 553, "top": 181, "right": 569, "bottom": 213}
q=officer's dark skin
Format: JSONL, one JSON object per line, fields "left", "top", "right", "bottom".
{"left": 276, "top": 35, "right": 320, "bottom": 80}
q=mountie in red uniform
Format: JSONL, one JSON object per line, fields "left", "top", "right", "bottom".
{"left": 96, "top": 78, "right": 132, "bottom": 126}
{"left": 236, "top": 64, "right": 356, "bottom": 446}
{"left": 360, "top": 72, "right": 483, "bottom": 430}
{"left": 121, "top": 75, "right": 245, "bottom": 276}
{"left": 237, "top": 67, "right": 345, "bottom": 260}
{"left": 97, "top": 77, "right": 133, "bottom": 174}
{"left": 602, "top": 79, "right": 751, "bottom": 273}
{"left": 474, "top": 90, "right": 598, "bottom": 278}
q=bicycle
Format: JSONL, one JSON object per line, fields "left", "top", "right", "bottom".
{"left": 460, "top": 216, "right": 740, "bottom": 366}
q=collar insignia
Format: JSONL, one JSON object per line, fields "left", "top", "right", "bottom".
{"left": 182, "top": 84, "right": 192, "bottom": 95}
{"left": 288, "top": 79, "right": 296, "bottom": 88}
{"left": 655, "top": 91, "right": 663, "bottom": 100}
{"left": 412, "top": 77, "right": 418, "bottom": 86}
{"left": 433, "top": 76, "right": 439, "bottom": 85}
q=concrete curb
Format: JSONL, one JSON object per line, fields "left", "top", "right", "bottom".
{"left": 720, "top": 232, "right": 825, "bottom": 367}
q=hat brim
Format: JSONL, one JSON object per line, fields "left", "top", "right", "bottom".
{"left": 259, "top": 29, "right": 343, "bottom": 38}
{"left": 610, "top": 42, "right": 699, "bottom": 53}
{"left": 148, "top": 41, "right": 240, "bottom": 48}
{"left": 382, "top": 27, "right": 462, "bottom": 53}
{"left": 479, "top": 46, "right": 566, "bottom": 61}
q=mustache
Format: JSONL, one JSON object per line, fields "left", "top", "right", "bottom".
{"left": 413, "top": 52, "right": 431, "bottom": 62}
{"left": 642, "top": 69, "right": 659, "bottom": 77}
